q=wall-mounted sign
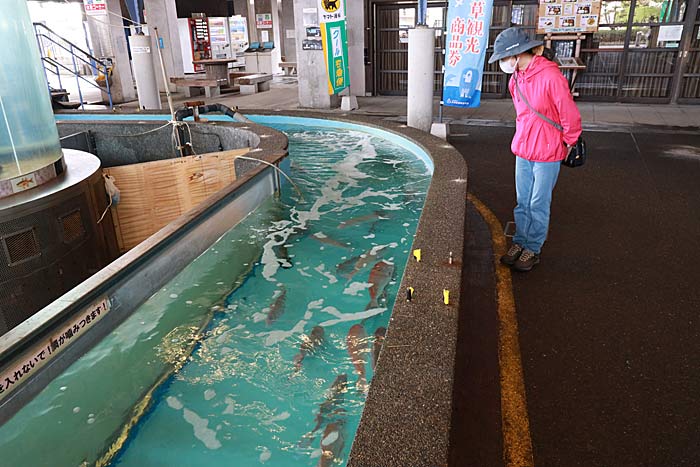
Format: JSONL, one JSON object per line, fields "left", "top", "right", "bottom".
{"left": 83, "top": 0, "right": 107, "bottom": 16}
{"left": 302, "top": 39, "right": 323, "bottom": 50}
{"left": 256, "top": 13, "right": 272, "bottom": 29}
{"left": 318, "top": 0, "right": 350, "bottom": 95}
{"left": 0, "top": 297, "right": 112, "bottom": 402}
{"left": 657, "top": 24, "right": 683, "bottom": 42}
{"left": 537, "top": 0, "right": 601, "bottom": 34}
{"left": 306, "top": 27, "right": 321, "bottom": 38}
{"left": 442, "top": 0, "right": 494, "bottom": 108}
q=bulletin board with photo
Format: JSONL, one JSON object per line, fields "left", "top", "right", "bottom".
{"left": 537, "top": 0, "right": 601, "bottom": 34}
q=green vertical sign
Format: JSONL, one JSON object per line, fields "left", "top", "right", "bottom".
{"left": 318, "top": 0, "right": 350, "bottom": 95}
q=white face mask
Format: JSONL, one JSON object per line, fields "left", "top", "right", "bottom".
{"left": 499, "top": 57, "right": 519, "bottom": 74}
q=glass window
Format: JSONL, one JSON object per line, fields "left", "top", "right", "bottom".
{"left": 593, "top": 26, "right": 628, "bottom": 47}
{"left": 426, "top": 7, "right": 444, "bottom": 29}
{"left": 629, "top": 25, "right": 682, "bottom": 47}
{"left": 600, "top": 0, "right": 632, "bottom": 25}
{"left": 399, "top": 8, "right": 415, "bottom": 29}
{"left": 632, "top": 0, "right": 686, "bottom": 23}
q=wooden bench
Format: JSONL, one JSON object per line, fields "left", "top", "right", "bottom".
{"left": 279, "top": 62, "right": 297, "bottom": 76}
{"left": 170, "top": 77, "right": 227, "bottom": 98}
{"left": 235, "top": 74, "right": 273, "bottom": 94}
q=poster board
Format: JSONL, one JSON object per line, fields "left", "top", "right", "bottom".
{"left": 537, "top": 0, "right": 601, "bottom": 34}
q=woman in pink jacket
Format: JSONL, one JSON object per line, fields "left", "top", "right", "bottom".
{"left": 488, "top": 27, "right": 582, "bottom": 272}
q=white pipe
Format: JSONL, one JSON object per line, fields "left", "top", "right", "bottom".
{"left": 407, "top": 26, "right": 435, "bottom": 133}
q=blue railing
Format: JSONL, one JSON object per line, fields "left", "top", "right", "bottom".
{"left": 33, "top": 22, "right": 113, "bottom": 110}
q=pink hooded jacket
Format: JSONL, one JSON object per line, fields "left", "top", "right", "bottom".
{"left": 508, "top": 55, "right": 582, "bottom": 162}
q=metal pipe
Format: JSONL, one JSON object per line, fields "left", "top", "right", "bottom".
{"left": 153, "top": 27, "right": 176, "bottom": 121}
{"left": 417, "top": 0, "right": 428, "bottom": 26}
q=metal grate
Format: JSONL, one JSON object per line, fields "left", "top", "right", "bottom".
{"left": 2, "top": 228, "right": 41, "bottom": 266}
{"left": 59, "top": 210, "right": 85, "bottom": 244}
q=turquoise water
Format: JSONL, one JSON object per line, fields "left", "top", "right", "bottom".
{"left": 0, "top": 121, "right": 431, "bottom": 466}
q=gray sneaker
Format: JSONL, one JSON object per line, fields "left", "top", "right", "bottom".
{"left": 513, "top": 249, "right": 540, "bottom": 272}
{"left": 500, "top": 243, "right": 523, "bottom": 266}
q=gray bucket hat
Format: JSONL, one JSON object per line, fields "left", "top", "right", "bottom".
{"left": 488, "top": 27, "right": 543, "bottom": 64}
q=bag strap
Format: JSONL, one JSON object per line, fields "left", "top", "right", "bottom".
{"left": 514, "top": 76, "right": 564, "bottom": 132}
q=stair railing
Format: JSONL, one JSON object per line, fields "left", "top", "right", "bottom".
{"left": 33, "top": 22, "right": 113, "bottom": 110}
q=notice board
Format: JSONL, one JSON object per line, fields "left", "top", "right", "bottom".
{"left": 536, "top": 0, "right": 601, "bottom": 34}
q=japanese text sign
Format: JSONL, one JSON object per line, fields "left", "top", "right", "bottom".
{"left": 443, "top": 0, "right": 494, "bottom": 108}
{"left": 318, "top": 0, "right": 350, "bottom": 95}
{"left": 0, "top": 297, "right": 111, "bottom": 402}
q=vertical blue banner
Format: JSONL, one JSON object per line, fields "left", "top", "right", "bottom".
{"left": 442, "top": 0, "right": 494, "bottom": 108}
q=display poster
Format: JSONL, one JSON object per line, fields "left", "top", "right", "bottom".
{"left": 537, "top": 0, "right": 601, "bottom": 33}
{"left": 318, "top": 0, "right": 350, "bottom": 95}
{"left": 208, "top": 18, "right": 228, "bottom": 44}
{"left": 83, "top": 0, "right": 107, "bottom": 15}
{"left": 256, "top": 13, "right": 273, "bottom": 29}
{"left": 442, "top": 0, "right": 494, "bottom": 108}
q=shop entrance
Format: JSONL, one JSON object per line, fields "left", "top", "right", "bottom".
{"left": 370, "top": 2, "right": 447, "bottom": 95}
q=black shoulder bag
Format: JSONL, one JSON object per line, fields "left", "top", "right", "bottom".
{"left": 514, "top": 78, "right": 586, "bottom": 168}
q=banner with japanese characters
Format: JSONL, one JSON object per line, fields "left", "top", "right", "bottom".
{"left": 318, "top": 0, "right": 350, "bottom": 95}
{"left": 442, "top": 0, "right": 494, "bottom": 108}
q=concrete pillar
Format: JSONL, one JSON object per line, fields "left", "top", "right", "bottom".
{"left": 345, "top": 0, "right": 365, "bottom": 98}
{"left": 143, "top": 0, "right": 185, "bottom": 92}
{"left": 293, "top": 0, "right": 339, "bottom": 108}
{"left": 407, "top": 26, "right": 435, "bottom": 132}
{"left": 269, "top": 0, "right": 283, "bottom": 74}
{"left": 280, "top": 0, "right": 297, "bottom": 62}
{"left": 85, "top": 0, "right": 136, "bottom": 103}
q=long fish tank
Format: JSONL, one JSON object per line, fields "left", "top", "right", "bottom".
{"left": 0, "top": 115, "right": 433, "bottom": 466}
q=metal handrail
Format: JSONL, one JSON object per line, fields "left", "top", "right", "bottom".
{"left": 33, "top": 23, "right": 108, "bottom": 68}
{"left": 41, "top": 56, "right": 106, "bottom": 91}
{"left": 36, "top": 34, "right": 108, "bottom": 75}
{"left": 33, "top": 23, "right": 113, "bottom": 109}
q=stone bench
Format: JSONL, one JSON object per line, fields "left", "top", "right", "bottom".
{"left": 279, "top": 62, "right": 297, "bottom": 76}
{"left": 170, "top": 77, "right": 227, "bottom": 98}
{"left": 235, "top": 74, "right": 273, "bottom": 94}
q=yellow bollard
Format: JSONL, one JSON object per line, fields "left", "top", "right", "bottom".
{"left": 406, "top": 287, "right": 414, "bottom": 301}
{"left": 443, "top": 289, "right": 450, "bottom": 305}
{"left": 413, "top": 249, "right": 422, "bottom": 262}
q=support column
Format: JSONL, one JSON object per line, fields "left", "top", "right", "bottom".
{"left": 270, "top": 0, "right": 283, "bottom": 74}
{"left": 143, "top": 0, "right": 185, "bottom": 92}
{"left": 407, "top": 25, "right": 435, "bottom": 132}
{"left": 293, "top": 0, "right": 339, "bottom": 108}
{"left": 84, "top": 0, "right": 136, "bottom": 103}
{"left": 344, "top": 0, "right": 364, "bottom": 107}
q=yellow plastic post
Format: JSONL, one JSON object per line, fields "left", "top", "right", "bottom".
{"left": 413, "top": 249, "right": 422, "bottom": 262}
{"left": 443, "top": 289, "right": 450, "bottom": 305}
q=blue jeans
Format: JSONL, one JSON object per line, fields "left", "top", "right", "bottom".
{"left": 513, "top": 157, "right": 561, "bottom": 254}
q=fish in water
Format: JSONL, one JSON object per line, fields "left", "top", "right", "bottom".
{"left": 276, "top": 244, "right": 293, "bottom": 269}
{"left": 372, "top": 327, "right": 386, "bottom": 371}
{"left": 367, "top": 260, "right": 395, "bottom": 309}
{"left": 312, "top": 232, "right": 351, "bottom": 250}
{"left": 346, "top": 324, "right": 369, "bottom": 392}
{"left": 265, "top": 287, "right": 287, "bottom": 325}
{"left": 336, "top": 246, "right": 386, "bottom": 282}
{"left": 294, "top": 325, "right": 325, "bottom": 369}
{"left": 299, "top": 374, "right": 348, "bottom": 447}
{"left": 338, "top": 210, "right": 386, "bottom": 229}
{"left": 318, "top": 418, "right": 346, "bottom": 467}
